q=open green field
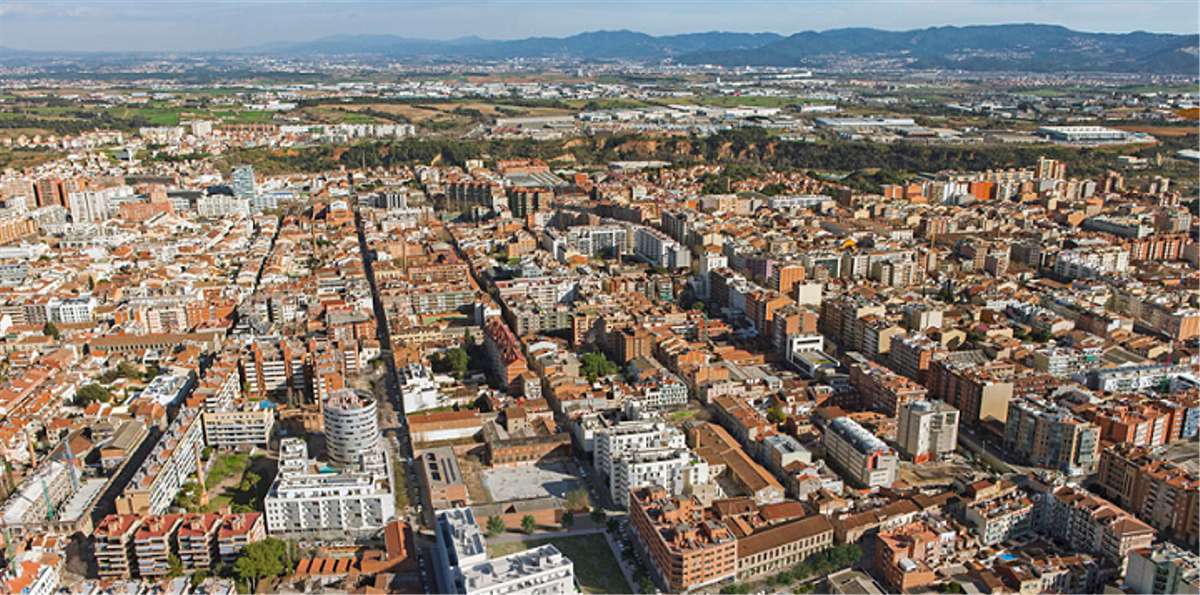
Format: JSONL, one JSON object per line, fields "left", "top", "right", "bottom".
{"left": 487, "top": 534, "right": 627, "bottom": 594}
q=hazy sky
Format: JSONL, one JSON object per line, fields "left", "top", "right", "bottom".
{"left": 1, "top": 0, "right": 1196, "bottom": 52}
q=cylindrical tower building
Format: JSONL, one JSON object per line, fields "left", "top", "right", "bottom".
{"left": 324, "top": 389, "right": 382, "bottom": 472}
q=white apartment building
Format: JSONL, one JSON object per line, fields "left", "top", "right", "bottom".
{"left": 823, "top": 416, "right": 898, "bottom": 489}
{"left": 51, "top": 296, "right": 96, "bottom": 323}
{"left": 611, "top": 448, "right": 710, "bottom": 510}
{"left": 1053, "top": 248, "right": 1129, "bottom": 280}
{"left": 197, "top": 194, "right": 250, "bottom": 218}
{"left": 595, "top": 420, "right": 689, "bottom": 508}
{"left": 896, "top": 399, "right": 960, "bottom": 463}
{"left": 117, "top": 407, "right": 205, "bottom": 515}
{"left": 635, "top": 227, "right": 690, "bottom": 270}
{"left": 66, "top": 190, "right": 113, "bottom": 223}
{"left": 433, "top": 507, "right": 576, "bottom": 595}
{"left": 594, "top": 420, "right": 685, "bottom": 481}
{"left": 203, "top": 407, "right": 276, "bottom": 448}
{"left": 263, "top": 438, "right": 394, "bottom": 538}
{"left": 323, "top": 390, "right": 384, "bottom": 474}
{"left": 399, "top": 363, "right": 445, "bottom": 413}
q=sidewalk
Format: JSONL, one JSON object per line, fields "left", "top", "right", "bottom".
{"left": 604, "top": 529, "right": 639, "bottom": 593}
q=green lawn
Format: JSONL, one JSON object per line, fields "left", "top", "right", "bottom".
{"left": 205, "top": 453, "right": 249, "bottom": 489}
{"left": 487, "top": 534, "right": 628, "bottom": 594}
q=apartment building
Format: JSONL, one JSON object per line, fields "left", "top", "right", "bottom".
{"left": 324, "top": 389, "right": 384, "bottom": 473}
{"left": 896, "top": 399, "right": 959, "bottom": 464}
{"left": 965, "top": 490, "right": 1035, "bottom": 545}
{"left": 1033, "top": 483, "right": 1156, "bottom": 568}
{"left": 612, "top": 448, "right": 710, "bottom": 512}
{"left": 264, "top": 438, "right": 395, "bottom": 538}
{"left": 848, "top": 360, "right": 928, "bottom": 416}
{"left": 433, "top": 507, "right": 575, "bottom": 595}
{"left": 875, "top": 517, "right": 957, "bottom": 592}
{"left": 634, "top": 227, "right": 690, "bottom": 270}
{"left": 1083, "top": 363, "right": 1191, "bottom": 393}
{"left": 889, "top": 333, "right": 946, "bottom": 384}
{"left": 1096, "top": 443, "right": 1199, "bottom": 548}
{"left": 1078, "top": 394, "right": 1197, "bottom": 447}
{"left": 176, "top": 513, "right": 222, "bottom": 571}
{"left": 823, "top": 417, "right": 898, "bottom": 489}
{"left": 483, "top": 317, "right": 528, "bottom": 392}
{"left": 134, "top": 514, "right": 183, "bottom": 579}
{"left": 1125, "top": 543, "right": 1200, "bottom": 595}
{"left": 629, "top": 486, "right": 737, "bottom": 593}
{"left": 594, "top": 419, "right": 686, "bottom": 482}
{"left": 1004, "top": 396, "right": 1100, "bottom": 476}
{"left": 202, "top": 406, "right": 276, "bottom": 448}
{"left": 928, "top": 358, "right": 1014, "bottom": 427}
{"left": 116, "top": 407, "right": 204, "bottom": 515}
{"left": 217, "top": 513, "right": 266, "bottom": 563}
{"left": 95, "top": 514, "right": 141, "bottom": 579}
{"left": 399, "top": 362, "right": 445, "bottom": 413}
{"left": 242, "top": 340, "right": 309, "bottom": 399}
{"left": 187, "top": 354, "right": 241, "bottom": 412}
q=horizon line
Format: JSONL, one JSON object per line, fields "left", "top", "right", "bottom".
{"left": 3, "top": 23, "right": 1197, "bottom": 54}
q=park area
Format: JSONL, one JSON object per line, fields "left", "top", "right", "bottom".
{"left": 175, "top": 451, "right": 276, "bottom": 513}
{"left": 487, "top": 533, "right": 628, "bottom": 594}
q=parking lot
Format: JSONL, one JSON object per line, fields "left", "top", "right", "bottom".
{"left": 482, "top": 462, "right": 585, "bottom": 502}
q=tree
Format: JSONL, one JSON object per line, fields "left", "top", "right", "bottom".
{"left": 941, "top": 582, "right": 964, "bottom": 594}
{"left": 190, "top": 569, "right": 210, "bottom": 588}
{"left": 431, "top": 348, "right": 469, "bottom": 378}
{"left": 486, "top": 515, "right": 506, "bottom": 537}
{"left": 590, "top": 507, "right": 606, "bottom": 524}
{"left": 42, "top": 322, "right": 59, "bottom": 340}
{"left": 116, "top": 361, "right": 141, "bottom": 380}
{"left": 74, "top": 383, "right": 111, "bottom": 407}
{"left": 775, "top": 570, "right": 794, "bottom": 585}
{"left": 767, "top": 406, "right": 786, "bottom": 424}
{"left": 521, "top": 514, "right": 537, "bottom": 534}
{"left": 564, "top": 488, "right": 589, "bottom": 511}
{"left": 638, "top": 575, "right": 656, "bottom": 594}
{"left": 444, "top": 348, "right": 470, "bottom": 377}
{"left": 233, "top": 538, "right": 288, "bottom": 592}
{"left": 581, "top": 350, "right": 618, "bottom": 383}
{"left": 606, "top": 518, "right": 620, "bottom": 535}
{"left": 561, "top": 511, "right": 574, "bottom": 528}
{"left": 167, "top": 554, "right": 184, "bottom": 579}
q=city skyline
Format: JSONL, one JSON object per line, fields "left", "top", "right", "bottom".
{"left": 0, "top": 0, "right": 1197, "bottom": 52}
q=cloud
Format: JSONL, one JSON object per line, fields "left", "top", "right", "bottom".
{"left": 0, "top": 1, "right": 105, "bottom": 18}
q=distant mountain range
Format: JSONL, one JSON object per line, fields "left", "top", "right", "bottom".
{"left": 4, "top": 25, "right": 1199, "bottom": 74}
{"left": 244, "top": 30, "right": 787, "bottom": 61}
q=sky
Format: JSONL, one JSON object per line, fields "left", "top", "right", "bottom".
{"left": 0, "top": 0, "right": 1196, "bottom": 52}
